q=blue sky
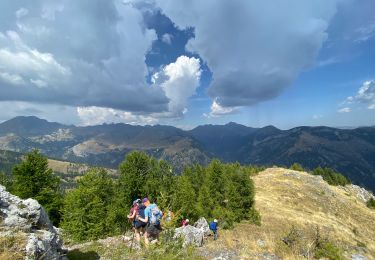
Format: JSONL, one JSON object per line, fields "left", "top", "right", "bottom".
{"left": 0, "top": 0, "right": 374, "bottom": 129}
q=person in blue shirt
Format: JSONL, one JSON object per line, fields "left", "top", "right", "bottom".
{"left": 137, "top": 197, "right": 162, "bottom": 246}
{"left": 209, "top": 219, "right": 218, "bottom": 240}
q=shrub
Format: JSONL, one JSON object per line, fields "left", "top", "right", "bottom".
{"left": 0, "top": 171, "right": 13, "bottom": 191}
{"left": 248, "top": 207, "right": 261, "bottom": 226}
{"left": 313, "top": 227, "right": 343, "bottom": 260}
{"left": 290, "top": 163, "right": 304, "bottom": 172}
{"left": 314, "top": 240, "right": 343, "bottom": 260}
{"left": 367, "top": 198, "right": 375, "bottom": 209}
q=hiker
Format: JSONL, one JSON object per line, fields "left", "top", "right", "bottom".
{"left": 209, "top": 219, "right": 218, "bottom": 240}
{"left": 137, "top": 197, "right": 163, "bottom": 246}
{"left": 134, "top": 201, "right": 147, "bottom": 242}
{"left": 127, "top": 199, "right": 145, "bottom": 243}
{"left": 181, "top": 218, "right": 189, "bottom": 227}
{"left": 127, "top": 199, "right": 140, "bottom": 226}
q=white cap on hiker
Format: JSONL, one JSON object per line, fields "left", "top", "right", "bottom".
{"left": 214, "top": 219, "right": 218, "bottom": 223}
{"left": 186, "top": 219, "right": 189, "bottom": 222}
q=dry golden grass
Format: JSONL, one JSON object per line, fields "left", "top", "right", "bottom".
{"left": 204, "top": 168, "right": 375, "bottom": 259}
{"left": 48, "top": 158, "right": 117, "bottom": 175}
{"left": 0, "top": 231, "right": 26, "bottom": 260}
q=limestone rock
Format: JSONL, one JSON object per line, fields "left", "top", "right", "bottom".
{"left": 0, "top": 185, "right": 64, "bottom": 259}
{"left": 194, "top": 217, "right": 211, "bottom": 237}
{"left": 351, "top": 254, "right": 367, "bottom": 260}
{"left": 342, "top": 185, "right": 375, "bottom": 203}
{"left": 174, "top": 225, "right": 204, "bottom": 247}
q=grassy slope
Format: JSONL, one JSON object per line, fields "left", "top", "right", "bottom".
{"left": 207, "top": 168, "right": 375, "bottom": 259}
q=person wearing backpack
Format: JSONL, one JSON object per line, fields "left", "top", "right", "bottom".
{"left": 137, "top": 197, "right": 163, "bottom": 246}
{"left": 127, "top": 199, "right": 144, "bottom": 242}
{"left": 209, "top": 219, "right": 218, "bottom": 240}
{"left": 134, "top": 201, "right": 147, "bottom": 242}
{"left": 127, "top": 199, "right": 140, "bottom": 227}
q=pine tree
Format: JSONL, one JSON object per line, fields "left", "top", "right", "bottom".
{"left": 12, "top": 150, "right": 63, "bottom": 226}
{"left": 118, "top": 151, "right": 151, "bottom": 205}
{"left": 172, "top": 175, "right": 198, "bottom": 221}
{"left": 61, "top": 168, "right": 115, "bottom": 241}
{"left": 206, "top": 160, "right": 226, "bottom": 207}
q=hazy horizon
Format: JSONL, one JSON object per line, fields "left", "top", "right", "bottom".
{"left": 1, "top": 115, "right": 374, "bottom": 131}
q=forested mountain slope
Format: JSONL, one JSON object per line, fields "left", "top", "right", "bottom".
{"left": 1, "top": 116, "right": 374, "bottom": 191}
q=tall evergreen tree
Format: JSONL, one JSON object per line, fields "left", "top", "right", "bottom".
{"left": 172, "top": 175, "right": 198, "bottom": 221}
{"left": 61, "top": 168, "right": 115, "bottom": 241}
{"left": 12, "top": 150, "right": 63, "bottom": 226}
{"left": 118, "top": 151, "right": 151, "bottom": 205}
{"left": 206, "top": 160, "right": 226, "bottom": 207}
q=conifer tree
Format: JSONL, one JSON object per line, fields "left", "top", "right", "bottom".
{"left": 12, "top": 150, "right": 63, "bottom": 226}
{"left": 172, "top": 175, "right": 198, "bottom": 221}
{"left": 206, "top": 160, "right": 226, "bottom": 207}
{"left": 118, "top": 151, "right": 151, "bottom": 205}
{"left": 61, "top": 168, "right": 115, "bottom": 241}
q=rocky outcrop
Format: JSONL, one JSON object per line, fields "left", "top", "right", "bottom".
{"left": 174, "top": 225, "right": 204, "bottom": 247}
{"left": 0, "top": 185, "right": 65, "bottom": 259}
{"left": 194, "top": 217, "right": 211, "bottom": 237}
{"left": 341, "top": 184, "right": 375, "bottom": 203}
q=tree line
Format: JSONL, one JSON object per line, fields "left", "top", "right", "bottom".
{"left": 0, "top": 150, "right": 261, "bottom": 242}
{"left": 289, "top": 163, "right": 351, "bottom": 186}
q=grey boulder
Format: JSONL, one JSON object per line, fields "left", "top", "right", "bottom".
{"left": 194, "top": 217, "right": 211, "bottom": 237}
{"left": 0, "top": 185, "right": 64, "bottom": 259}
{"left": 174, "top": 225, "right": 204, "bottom": 247}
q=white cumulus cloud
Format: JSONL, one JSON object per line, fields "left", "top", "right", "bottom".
{"left": 152, "top": 55, "right": 201, "bottom": 118}
{"left": 77, "top": 55, "right": 202, "bottom": 125}
{"left": 204, "top": 99, "right": 238, "bottom": 118}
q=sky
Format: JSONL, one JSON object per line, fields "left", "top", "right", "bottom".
{"left": 0, "top": 0, "right": 374, "bottom": 129}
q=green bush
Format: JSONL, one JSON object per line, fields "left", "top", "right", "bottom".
{"left": 367, "top": 198, "right": 375, "bottom": 209}
{"left": 314, "top": 240, "right": 343, "bottom": 260}
{"left": 248, "top": 207, "right": 261, "bottom": 226}
{"left": 311, "top": 167, "right": 351, "bottom": 186}
{"left": 0, "top": 171, "right": 13, "bottom": 191}
{"left": 313, "top": 227, "right": 343, "bottom": 260}
{"left": 290, "top": 163, "right": 304, "bottom": 172}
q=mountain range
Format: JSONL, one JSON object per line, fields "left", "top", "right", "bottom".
{"left": 0, "top": 116, "right": 374, "bottom": 192}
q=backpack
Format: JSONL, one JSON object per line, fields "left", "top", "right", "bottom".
{"left": 209, "top": 222, "right": 217, "bottom": 231}
{"left": 134, "top": 204, "right": 147, "bottom": 229}
{"left": 150, "top": 205, "right": 162, "bottom": 225}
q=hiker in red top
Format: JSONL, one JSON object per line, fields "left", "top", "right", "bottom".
{"left": 127, "top": 199, "right": 143, "bottom": 242}
{"left": 181, "top": 219, "right": 189, "bottom": 227}
{"left": 128, "top": 199, "right": 140, "bottom": 224}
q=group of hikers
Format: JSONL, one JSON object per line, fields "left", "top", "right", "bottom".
{"left": 127, "top": 197, "right": 163, "bottom": 246}
{"left": 127, "top": 197, "right": 219, "bottom": 246}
